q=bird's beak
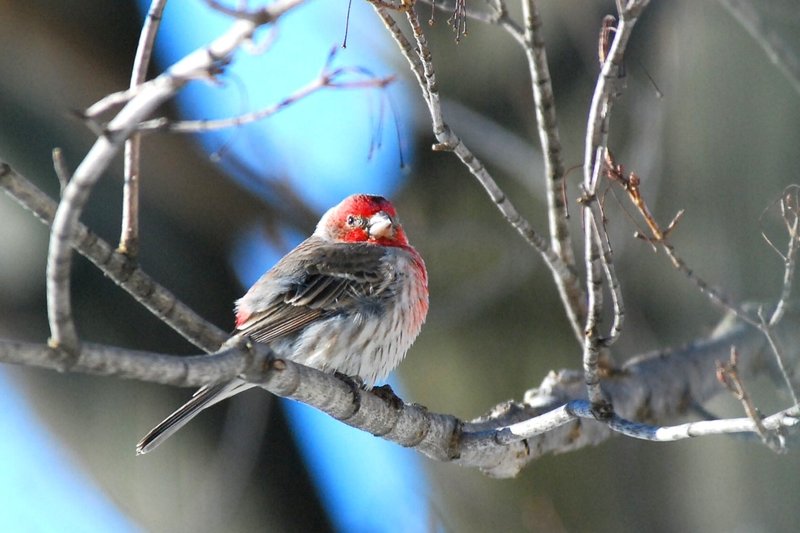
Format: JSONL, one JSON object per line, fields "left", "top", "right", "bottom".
{"left": 368, "top": 211, "right": 395, "bottom": 240}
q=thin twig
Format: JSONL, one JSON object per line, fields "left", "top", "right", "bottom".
{"left": 580, "top": 1, "right": 650, "bottom": 414}
{"left": 582, "top": 210, "right": 611, "bottom": 412}
{"left": 602, "top": 403, "right": 798, "bottom": 442}
{"left": 404, "top": 7, "right": 448, "bottom": 139}
{"left": 716, "top": 346, "right": 783, "bottom": 451}
{"left": 121, "top": 0, "right": 168, "bottom": 257}
{"left": 757, "top": 308, "right": 800, "bottom": 407}
{"left": 606, "top": 150, "right": 800, "bottom": 412}
{"left": 604, "top": 150, "right": 759, "bottom": 328}
{"left": 590, "top": 201, "right": 625, "bottom": 346}
{"left": 371, "top": 5, "right": 426, "bottom": 92}
{"left": 766, "top": 185, "right": 800, "bottom": 327}
{"left": 419, "top": 0, "right": 524, "bottom": 43}
{"left": 665, "top": 244, "right": 759, "bottom": 325}
{"left": 83, "top": 85, "right": 146, "bottom": 119}
{"left": 584, "top": 1, "right": 650, "bottom": 196}
{"left": 498, "top": 399, "right": 798, "bottom": 444}
{"left": 758, "top": 187, "right": 800, "bottom": 406}
{"left": 521, "top": 0, "right": 582, "bottom": 341}
{"left": 136, "top": 67, "right": 395, "bottom": 134}
{"left": 51, "top": 148, "right": 71, "bottom": 194}
{"left": 606, "top": 147, "right": 800, "bottom": 432}
{"left": 369, "top": 0, "right": 405, "bottom": 10}
{"left": 579, "top": 147, "right": 609, "bottom": 412}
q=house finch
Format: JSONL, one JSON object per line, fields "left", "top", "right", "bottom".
{"left": 136, "top": 194, "right": 428, "bottom": 454}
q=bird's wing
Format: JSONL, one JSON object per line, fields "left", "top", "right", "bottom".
{"left": 235, "top": 240, "right": 397, "bottom": 343}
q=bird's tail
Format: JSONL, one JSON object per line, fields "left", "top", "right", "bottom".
{"left": 136, "top": 379, "right": 254, "bottom": 455}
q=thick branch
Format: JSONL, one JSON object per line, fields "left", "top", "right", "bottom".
{"left": 0, "top": 337, "right": 253, "bottom": 386}
{"left": 0, "top": 297, "right": 795, "bottom": 476}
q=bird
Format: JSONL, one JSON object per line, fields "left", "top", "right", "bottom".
{"left": 136, "top": 194, "right": 429, "bottom": 454}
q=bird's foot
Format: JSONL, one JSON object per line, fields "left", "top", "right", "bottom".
{"left": 371, "top": 383, "right": 405, "bottom": 410}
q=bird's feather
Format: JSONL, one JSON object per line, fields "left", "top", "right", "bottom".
{"left": 235, "top": 238, "right": 397, "bottom": 342}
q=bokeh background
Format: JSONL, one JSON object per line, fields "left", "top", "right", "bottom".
{"left": 1, "top": 1, "right": 800, "bottom": 532}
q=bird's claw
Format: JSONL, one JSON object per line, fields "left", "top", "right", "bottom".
{"left": 372, "top": 383, "right": 405, "bottom": 410}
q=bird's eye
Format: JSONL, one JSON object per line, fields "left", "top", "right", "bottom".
{"left": 346, "top": 215, "right": 358, "bottom": 227}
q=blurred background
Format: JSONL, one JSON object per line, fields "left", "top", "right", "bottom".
{"left": 1, "top": 1, "right": 800, "bottom": 531}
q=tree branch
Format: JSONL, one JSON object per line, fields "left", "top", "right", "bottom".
{"left": 0, "top": 336, "right": 253, "bottom": 387}
{"left": 44, "top": 0, "right": 307, "bottom": 358}
{"left": 584, "top": 1, "right": 649, "bottom": 197}
{"left": 135, "top": 60, "right": 395, "bottom": 134}
{"left": 520, "top": 0, "right": 585, "bottom": 344}
{"left": 521, "top": 1, "right": 573, "bottom": 271}
{"left": 580, "top": 1, "right": 649, "bottom": 412}
{"left": 120, "top": 0, "right": 168, "bottom": 257}
{"left": 0, "top": 302, "right": 795, "bottom": 476}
